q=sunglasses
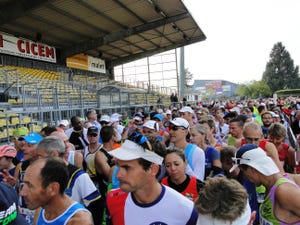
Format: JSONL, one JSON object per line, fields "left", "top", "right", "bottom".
{"left": 245, "top": 137, "right": 260, "bottom": 142}
{"left": 100, "top": 121, "right": 110, "bottom": 125}
{"left": 88, "top": 133, "right": 98, "bottom": 137}
{"left": 231, "top": 157, "right": 250, "bottom": 165}
{"left": 128, "top": 132, "right": 152, "bottom": 151}
{"left": 169, "top": 126, "right": 185, "bottom": 131}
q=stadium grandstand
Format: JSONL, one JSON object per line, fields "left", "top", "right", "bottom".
{"left": 0, "top": 0, "right": 206, "bottom": 143}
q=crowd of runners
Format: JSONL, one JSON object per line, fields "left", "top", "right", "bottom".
{"left": 1, "top": 97, "right": 300, "bottom": 224}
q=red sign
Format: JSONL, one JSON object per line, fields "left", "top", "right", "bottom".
{"left": 0, "top": 32, "right": 56, "bottom": 63}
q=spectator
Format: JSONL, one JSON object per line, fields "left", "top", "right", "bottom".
{"left": 107, "top": 139, "right": 198, "bottom": 225}
{"left": 20, "top": 157, "right": 93, "bottom": 224}
{"left": 230, "top": 144, "right": 300, "bottom": 224}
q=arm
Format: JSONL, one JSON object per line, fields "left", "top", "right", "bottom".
{"left": 74, "top": 152, "right": 84, "bottom": 169}
{"left": 0, "top": 169, "right": 17, "bottom": 187}
{"left": 67, "top": 210, "right": 93, "bottom": 225}
{"left": 94, "top": 151, "right": 113, "bottom": 182}
{"left": 276, "top": 182, "right": 300, "bottom": 219}
{"left": 286, "top": 146, "right": 297, "bottom": 168}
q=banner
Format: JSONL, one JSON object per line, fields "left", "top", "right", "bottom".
{"left": 0, "top": 32, "right": 56, "bottom": 63}
{"left": 66, "top": 53, "right": 106, "bottom": 73}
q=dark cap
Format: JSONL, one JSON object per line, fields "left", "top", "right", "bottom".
{"left": 88, "top": 126, "right": 98, "bottom": 135}
{"left": 223, "top": 111, "right": 237, "bottom": 120}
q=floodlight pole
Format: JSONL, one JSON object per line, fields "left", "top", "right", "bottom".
{"left": 179, "top": 47, "right": 185, "bottom": 100}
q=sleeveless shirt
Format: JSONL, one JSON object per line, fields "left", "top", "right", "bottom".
{"left": 36, "top": 202, "right": 88, "bottom": 225}
{"left": 259, "top": 177, "right": 300, "bottom": 225}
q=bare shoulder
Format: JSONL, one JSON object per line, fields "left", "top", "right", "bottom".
{"left": 287, "top": 173, "right": 300, "bottom": 187}
{"left": 66, "top": 210, "right": 93, "bottom": 225}
{"left": 95, "top": 150, "right": 107, "bottom": 160}
{"left": 276, "top": 180, "right": 300, "bottom": 203}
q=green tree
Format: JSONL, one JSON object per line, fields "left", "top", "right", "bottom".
{"left": 262, "top": 42, "right": 300, "bottom": 93}
{"left": 236, "top": 80, "right": 271, "bottom": 98}
{"left": 250, "top": 80, "right": 272, "bottom": 98}
{"left": 236, "top": 83, "right": 251, "bottom": 97}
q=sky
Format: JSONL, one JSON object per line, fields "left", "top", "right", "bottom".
{"left": 183, "top": 0, "right": 300, "bottom": 84}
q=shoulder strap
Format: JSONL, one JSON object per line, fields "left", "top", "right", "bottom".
{"left": 185, "top": 144, "right": 196, "bottom": 170}
{"left": 67, "top": 168, "right": 85, "bottom": 190}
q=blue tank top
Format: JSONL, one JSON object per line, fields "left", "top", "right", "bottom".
{"left": 37, "top": 202, "right": 88, "bottom": 225}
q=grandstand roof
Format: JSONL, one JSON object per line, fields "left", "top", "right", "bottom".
{"left": 0, "top": 0, "right": 206, "bottom": 70}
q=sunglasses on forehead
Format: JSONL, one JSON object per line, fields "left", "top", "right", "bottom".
{"left": 128, "top": 131, "right": 153, "bottom": 151}
{"left": 231, "top": 157, "right": 251, "bottom": 165}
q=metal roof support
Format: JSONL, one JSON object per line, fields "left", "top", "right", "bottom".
{"left": 62, "top": 13, "right": 189, "bottom": 58}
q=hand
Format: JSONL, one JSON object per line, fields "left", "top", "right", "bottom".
{"left": 0, "top": 169, "right": 17, "bottom": 187}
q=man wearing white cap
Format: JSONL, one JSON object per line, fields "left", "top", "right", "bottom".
{"left": 230, "top": 144, "right": 300, "bottom": 225}
{"left": 179, "top": 106, "right": 195, "bottom": 127}
{"left": 166, "top": 117, "right": 205, "bottom": 181}
{"left": 107, "top": 139, "right": 198, "bottom": 225}
{"left": 57, "top": 119, "right": 69, "bottom": 133}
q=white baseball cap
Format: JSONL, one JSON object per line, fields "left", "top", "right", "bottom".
{"left": 59, "top": 120, "right": 69, "bottom": 127}
{"left": 165, "top": 109, "right": 172, "bottom": 115}
{"left": 169, "top": 117, "right": 189, "bottom": 129}
{"left": 109, "top": 140, "right": 163, "bottom": 165}
{"left": 143, "top": 120, "right": 159, "bottom": 132}
{"left": 100, "top": 115, "right": 111, "bottom": 123}
{"left": 230, "top": 144, "right": 279, "bottom": 176}
{"left": 179, "top": 106, "right": 194, "bottom": 114}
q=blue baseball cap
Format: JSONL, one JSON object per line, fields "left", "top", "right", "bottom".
{"left": 22, "top": 132, "right": 43, "bottom": 144}
{"left": 153, "top": 113, "right": 163, "bottom": 121}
